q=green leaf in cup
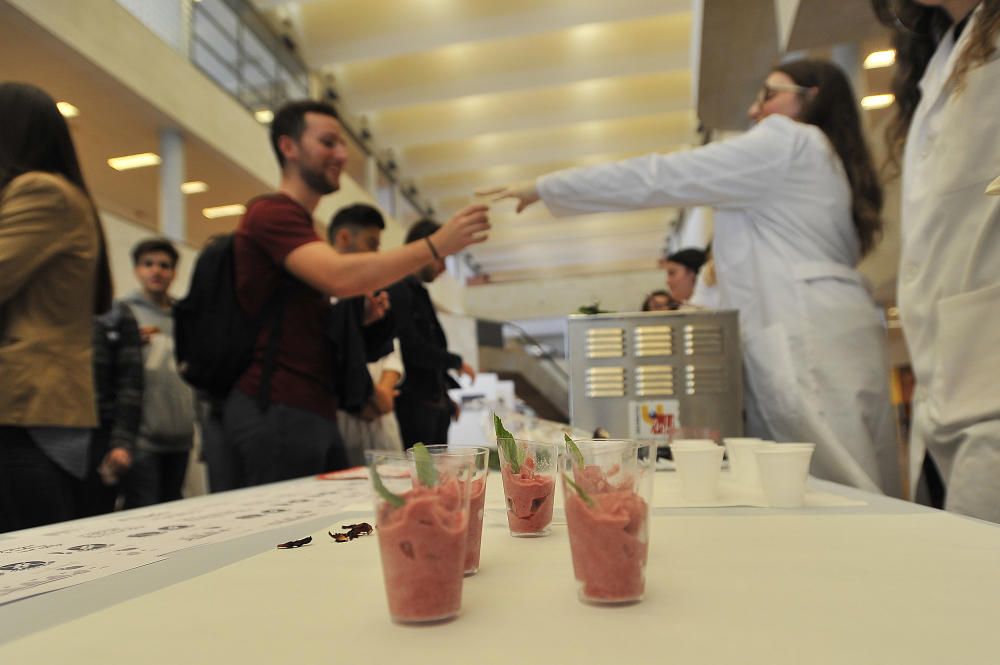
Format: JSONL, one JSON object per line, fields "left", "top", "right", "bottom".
{"left": 493, "top": 414, "right": 520, "bottom": 474}
{"left": 370, "top": 463, "right": 405, "bottom": 508}
{"left": 564, "top": 433, "right": 584, "bottom": 467}
{"left": 412, "top": 442, "right": 438, "bottom": 487}
{"left": 563, "top": 473, "right": 594, "bottom": 508}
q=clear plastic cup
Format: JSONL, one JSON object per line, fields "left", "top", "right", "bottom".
{"left": 723, "top": 437, "right": 771, "bottom": 487}
{"left": 672, "top": 443, "right": 725, "bottom": 502}
{"left": 755, "top": 443, "right": 816, "bottom": 508}
{"left": 366, "top": 449, "right": 473, "bottom": 623}
{"left": 497, "top": 439, "right": 559, "bottom": 537}
{"left": 412, "top": 445, "right": 490, "bottom": 575}
{"left": 561, "top": 439, "right": 654, "bottom": 604}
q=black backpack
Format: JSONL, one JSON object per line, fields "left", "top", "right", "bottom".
{"left": 173, "top": 233, "right": 286, "bottom": 407}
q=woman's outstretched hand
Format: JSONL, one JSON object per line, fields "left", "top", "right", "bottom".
{"left": 476, "top": 180, "right": 540, "bottom": 213}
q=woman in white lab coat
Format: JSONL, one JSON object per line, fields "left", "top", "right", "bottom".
{"left": 873, "top": 0, "right": 1000, "bottom": 521}
{"left": 488, "top": 59, "right": 901, "bottom": 495}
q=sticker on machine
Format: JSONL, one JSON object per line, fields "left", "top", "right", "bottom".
{"left": 629, "top": 400, "right": 680, "bottom": 438}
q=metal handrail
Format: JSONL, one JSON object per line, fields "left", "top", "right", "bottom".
{"left": 498, "top": 320, "right": 569, "bottom": 382}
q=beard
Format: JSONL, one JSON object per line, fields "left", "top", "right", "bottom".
{"left": 300, "top": 163, "right": 338, "bottom": 196}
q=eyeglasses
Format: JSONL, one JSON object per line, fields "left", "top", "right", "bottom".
{"left": 886, "top": 0, "right": 934, "bottom": 36}
{"left": 754, "top": 82, "right": 812, "bottom": 105}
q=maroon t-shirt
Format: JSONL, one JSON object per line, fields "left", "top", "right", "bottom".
{"left": 233, "top": 193, "right": 336, "bottom": 419}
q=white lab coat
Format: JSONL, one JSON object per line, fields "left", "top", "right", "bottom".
{"left": 539, "top": 114, "right": 900, "bottom": 495}
{"left": 689, "top": 264, "right": 722, "bottom": 310}
{"left": 900, "top": 6, "right": 1000, "bottom": 522}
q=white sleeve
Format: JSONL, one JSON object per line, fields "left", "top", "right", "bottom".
{"left": 379, "top": 338, "right": 404, "bottom": 382}
{"left": 537, "top": 115, "right": 797, "bottom": 217}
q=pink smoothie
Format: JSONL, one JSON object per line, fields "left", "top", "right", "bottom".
{"left": 574, "top": 463, "right": 628, "bottom": 494}
{"left": 464, "top": 477, "right": 487, "bottom": 573}
{"left": 565, "top": 489, "right": 648, "bottom": 602}
{"left": 500, "top": 457, "right": 555, "bottom": 534}
{"left": 376, "top": 482, "right": 468, "bottom": 622}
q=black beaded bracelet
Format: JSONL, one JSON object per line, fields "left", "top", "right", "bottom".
{"left": 425, "top": 236, "right": 441, "bottom": 261}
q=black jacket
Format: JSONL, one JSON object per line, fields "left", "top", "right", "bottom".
{"left": 386, "top": 276, "right": 461, "bottom": 405}
{"left": 327, "top": 297, "right": 395, "bottom": 414}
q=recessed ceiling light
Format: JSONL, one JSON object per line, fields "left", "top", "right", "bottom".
{"left": 181, "top": 181, "right": 209, "bottom": 194}
{"left": 202, "top": 204, "right": 246, "bottom": 219}
{"left": 254, "top": 109, "right": 274, "bottom": 124}
{"left": 56, "top": 102, "right": 79, "bottom": 118}
{"left": 108, "top": 152, "right": 161, "bottom": 171}
{"left": 861, "top": 94, "right": 895, "bottom": 110}
{"left": 863, "top": 49, "right": 896, "bottom": 69}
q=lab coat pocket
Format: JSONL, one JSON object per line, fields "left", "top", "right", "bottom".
{"left": 931, "top": 283, "right": 1000, "bottom": 427}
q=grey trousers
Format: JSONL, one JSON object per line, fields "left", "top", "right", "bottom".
{"left": 220, "top": 390, "right": 347, "bottom": 489}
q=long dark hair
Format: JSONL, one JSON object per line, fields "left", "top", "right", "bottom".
{"left": 0, "top": 82, "right": 113, "bottom": 314}
{"left": 774, "top": 59, "right": 883, "bottom": 257}
{"left": 871, "top": 0, "right": 1000, "bottom": 174}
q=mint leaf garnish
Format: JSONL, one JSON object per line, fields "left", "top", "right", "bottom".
{"left": 493, "top": 414, "right": 520, "bottom": 474}
{"left": 370, "top": 463, "right": 405, "bottom": 508}
{"left": 412, "top": 442, "right": 438, "bottom": 487}
{"left": 563, "top": 473, "right": 594, "bottom": 507}
{"left": 564, "top": 433, "right": 584, "bottom": 467}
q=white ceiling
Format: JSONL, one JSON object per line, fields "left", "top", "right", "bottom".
{"left": 252, "top": 0, "right": 700, "bottom": 282}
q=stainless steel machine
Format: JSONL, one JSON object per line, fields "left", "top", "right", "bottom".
{"left": 566, "top": 310, "right": 743, "bottom": 439}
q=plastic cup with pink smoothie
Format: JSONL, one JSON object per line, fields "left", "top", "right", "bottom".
{"left": 409, "top": 445, "right": 490, "bottom": 575}
{"left": 367, "top": 448, "right": 473, "bottom": 623}
{"left": 495, "top": 433, "right": 559, "bottom": 538}
{"left": 561, "top": 438, "right": 654, "bottom": 604}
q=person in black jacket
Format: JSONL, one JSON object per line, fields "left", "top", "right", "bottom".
{"left": 326, "top": 203, "right": 399, "bottom": 465}
{"left": 387, "top": 219, "right": 475, "bottom": 448}
{"left": 79, "top": 302, "right": 144, "bottom": 516}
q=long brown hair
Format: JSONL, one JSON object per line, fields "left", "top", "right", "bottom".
{"left": 0, "top": 82, "right": 113, "bottom": 314}
{"left": 871, "top": 0, "right": 1000, "bottom": 173}
{"left": 774, "top": 59, "right": 884, "bottom": 257}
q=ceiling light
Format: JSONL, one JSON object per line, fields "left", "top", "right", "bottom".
{"left": 254, "top": 109, "right": 274, "bottom": 124}
{"left": 569, "top": 22, "right": 605, "bottom": 43}
{"left": 861, "top": 94, "right": 895, "bottom": 110}
{"left": 863, "top": 49, "right": 896, "bottom": 69}
{"left": 108, "top": 152, "right": 161, "bottom": 171}
{"left": 56, "top": 102, "right": 79, "bottom": 118}
{"left": 202, "top": 204, "right": 246, "bottom": 219}
{"left": 181, "top": 181, "right": 208, "bottom": 194}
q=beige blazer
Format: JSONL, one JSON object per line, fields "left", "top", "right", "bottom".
{"left": 0, "top": 171, "right": 100, "bottom": 428}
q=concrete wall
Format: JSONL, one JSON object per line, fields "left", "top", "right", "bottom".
{"left": 464, "top": 269, "right": 667, "bottom": 321}
{"left": 10, "top": 0, "right": 400, "bottom": 253}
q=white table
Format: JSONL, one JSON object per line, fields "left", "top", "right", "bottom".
{"left": 2, "top": 473, "right": 998, "bottom": 664}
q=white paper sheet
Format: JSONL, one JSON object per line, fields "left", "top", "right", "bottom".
{"left": 0, "top": 477, "right": 373, "bottom": 604}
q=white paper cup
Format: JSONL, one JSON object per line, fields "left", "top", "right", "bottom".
{"left": 670, "top": 439, "right": 718, "bottom": 451}
{"left": 672, "top": 445, "right": 725, "bottom": 502}
{"left": 754, "top": 443, "right": 816, "bottom": 508}
{"left": 723, "top": 438, "right": 770, "bottom": 487}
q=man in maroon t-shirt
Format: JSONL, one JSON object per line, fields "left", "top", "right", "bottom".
{"left": 219, "top": 100, "right": 490, "bottom": 488}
